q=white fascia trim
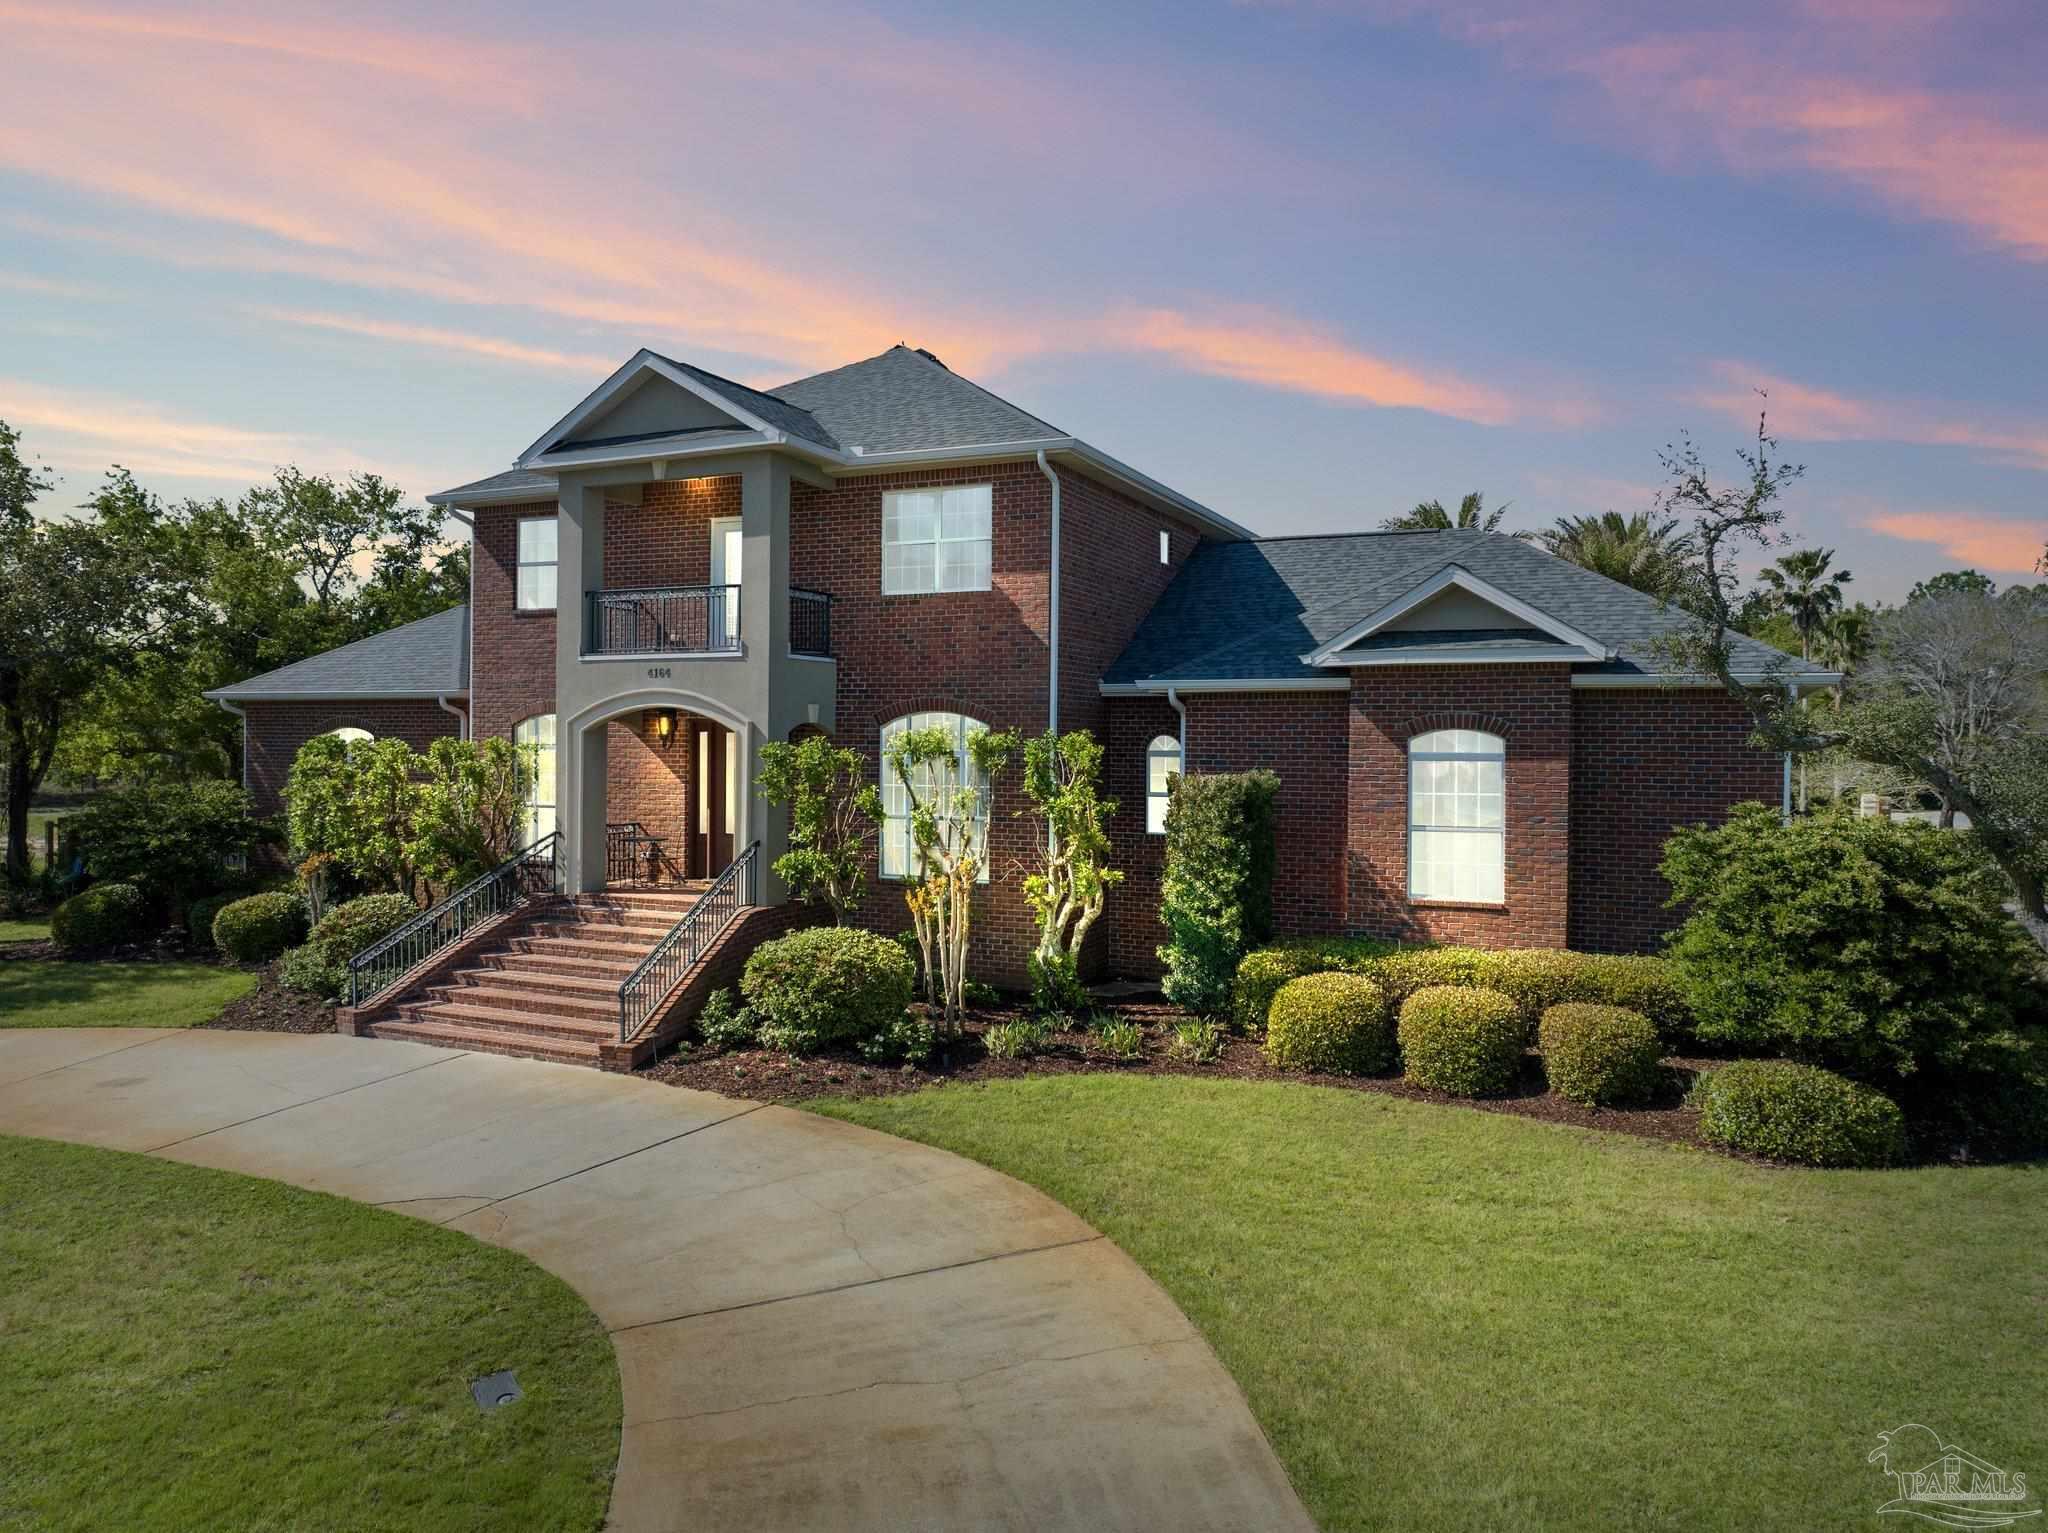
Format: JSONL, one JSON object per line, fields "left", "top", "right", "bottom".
{"left": 1099, "top": 676, "right": 1350, "bottom": 695}
{"left": 1331, "top": 647, "right": 1594, "bottom": 666}
{"left": 1571, "top": 670, "right": 1843, "bottom": 692}
{"left": 200, "top": 690, "right": 470, "bottom": 703}
{"left": 514, "top": 350, "right": 786, "bottom": 466}
{"left": 526, "top": 427, "right": 775, "bottom": 472}
{"left": 1305, "top": 564, "right": 1614, "bottom": 666}
{"left": 428, "top": 483, "right": 559, "bottom": 508}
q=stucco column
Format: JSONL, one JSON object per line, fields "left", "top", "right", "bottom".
{"left": 738, "top": 457, "right": 792, "bottom": 902}
{"left": 557, "top": 479, "right": 608, "bottom": 893}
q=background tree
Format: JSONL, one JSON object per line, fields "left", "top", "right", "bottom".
{"left": 1381, "top": 492, "right": 1512, "bottom": 533}
{"left": 1016, "top": 729, "right": 1122, "bottom": 1016}
{"left": 1759, "top": 547, "right": 1853, "bottom": 660}
{"left": 756, "top": 734, "right": 883, "bottom": 924}
{"left": 1650, "top": 412, "right": 2048, "bottom": 919}
{"left": 1908, "top": 569, "right": 1995, "bottom": 604}
{"left": 1537, "top": 509, "right": 1693, "bottom": 597}
{"left": 0, "top": 419, "right": 53, "bottom": 530}
{"left": 886, "top": 723, "right": 1015, "bottom": 1025}
{"left": 242, "top": 467, "right": 444, "bottom": 615}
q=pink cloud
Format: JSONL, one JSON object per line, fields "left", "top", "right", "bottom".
{"left": 1864, "top": 510, "right": 2046, "bottom": 573}
{"left": 250, "top": 310, "right": 623, "bottom": 375}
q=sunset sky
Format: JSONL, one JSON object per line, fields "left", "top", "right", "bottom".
{"left": 2, "top": 0, "right": 2043, "bottom": 599}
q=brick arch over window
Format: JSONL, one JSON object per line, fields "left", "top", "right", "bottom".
{"left": 857, "top": 693, "right": 986, "bottom": 734}
{"left": 1397, "top": 709, "right": 1516, "bottom": 745}
{"left": 787, "top": 722, "right": 830, "bottom": 745}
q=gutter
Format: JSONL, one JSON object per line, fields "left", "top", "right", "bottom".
{"left": 1036, "top": 450, "right": 1061, "bottom": 733}
{"left": 212, "top": 698, "right": 249, "bottom": 792}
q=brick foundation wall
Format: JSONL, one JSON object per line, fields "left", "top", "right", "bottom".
{"left": 1345, "top": 665, "right": 1571, "bottom": 949}
{"left": 242, "top": 698, "right": 463, "bottom": 815}
{"left": 471, "top": 501, "right": 558, "bottom": 744}
{"left": 1568, "top": 687, "right": 1780, "bottom": 953}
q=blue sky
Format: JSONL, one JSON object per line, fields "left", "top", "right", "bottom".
{"left": 1, "top": 0, "right": 2042, "bottom": 599}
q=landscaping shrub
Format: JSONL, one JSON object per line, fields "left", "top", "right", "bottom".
{"left": 1369, "top": 947, "right": 1500, "bottom": 1008}
{"left": 1170, "top": 1018, "right": 1224, "bottom": 1063}
{"left": 1695, "top": 1059, "right": 1905, "bottom": 1168}
{"left": 1662, "top": 805, "right": 2037, "bottom": 1081}
{"left": 1231, "top": 936, "right": 1397, "bottom": 1033}
{"left": 983, "top": 1019, "right": 1053, "bottom": 1060}
{"left": 1028, "top": 949, "right": 1088, "bottom": 1018}
{"left": 858, "top": 1014, "right": 936, "bottom": 1064}
{"left": 742, "top": 925, "right": 915, "bottom": 1055}
{"left": 1090, "top": 1017, "right": 1145, "bottom": 1060}
{"left": 1157, "top": 770, "right": 1279, "bottom": 1014}
{"left": 1398, "top": 986, "right": 1524, "bottom": 1097}
{"left": 50, "top": 882, "right": 148, "bottom": 952}
{"left": 1265, "top": 973, "right": 1394, "bottom": 1075}
{"left": 1538, "top": 1004, "right": 1666, "bottom": 1107}
{"left": 185, "top": 892, "right": 242, "bottom": 952}
{"left": 695, "top": 989, "right": 758, "bottom": 1052}
{"left": 1569, "top": 954, "right": 1693, "bottom": 1040}
{"left": 69, "top": 780, "right": 258, "bottom": 912}
{"left": 211, "top": 892, "right": 310, "bottom": 964}
{"left": 278, "top": 894, "right": 420, "bottom": 998}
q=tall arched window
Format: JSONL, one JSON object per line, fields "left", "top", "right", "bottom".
{"left": 1146, "top": 734, "right": 1181, "bottom": 835}
{"left": 1408, "top": 728, "right": 1504, "bottom": 903}
{"left": 514, "top": 713, "right": 557, "bottom": 846}
{"left": 324, "top": 726, "right": 373, "bottom": 744}
{"left": 879, "top": 711, "right": 990, "bottom": 880}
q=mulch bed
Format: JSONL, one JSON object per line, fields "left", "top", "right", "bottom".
{"left": 639, "top": 996, "right": 1718, "bottom": 1149}
{"left": 201, "top": 963, "right": 339, "bottom": 1034}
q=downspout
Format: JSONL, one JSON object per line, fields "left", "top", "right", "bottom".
{"left": 1036, "top": 450, "right": 1061, "bottom": 735}
{"left": 212, "top": 698, "right": 249, "bottom": 792}
{"left": 1166, "top": 686, "right": 1187, "bottom": 759}
{"left": 437, "top": 696, "right": 468, "bottom": 740}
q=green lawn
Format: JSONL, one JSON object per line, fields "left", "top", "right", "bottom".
{"left": 816, "top": 1076, "right": 2046, "bottom": 1531}
{"left": 0, "top": 1134, "right": 620, "bottom": 1532}
{"left": 0, "top": 960, "right": 255, "bottom": 1027}
{"left": 0, "top": 920, "right": 48, "bottom": 944}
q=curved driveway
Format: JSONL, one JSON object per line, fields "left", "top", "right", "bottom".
{"left": 0, "top": 1028, "right": 1312, "bottom": 1533}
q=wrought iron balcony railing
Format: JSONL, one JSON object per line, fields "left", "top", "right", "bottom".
{"left": 790, "top": 587, "right": 833, "bottom": 658}
{"left": 585, "top": 584, "right": 740, "bottom": 656}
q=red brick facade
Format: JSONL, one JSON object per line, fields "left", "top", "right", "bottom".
{"left": 1567, "top": 687, "right": 1780, "bottom": 952}
{"left": 470, "top": 501, "right": 557, "bottom": 746}
{"left": 242, "top": 697, "right": 463, "bottom": 815}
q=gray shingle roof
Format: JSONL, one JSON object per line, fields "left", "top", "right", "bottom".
{"left": 430, "top": 468, "right": 554, "bottom": 504}
{"left": 1106, "top": 530, "right": 1828, "bottom": 684}
{"left": 647, "top": 354, "right": 842, "bottom": 451}
{"left": 775, "top": 345, "right": 1063, "bottom": 454}
{"left": 205, "top": 606, "right": 468, "bottom": 701}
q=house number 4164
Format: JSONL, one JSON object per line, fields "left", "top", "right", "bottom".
{"left": 646, "top": 666, "right": 672, "bottom": 679}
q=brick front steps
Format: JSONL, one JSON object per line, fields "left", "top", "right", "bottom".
{"left": 342, "top": 889, "right": 707, "bottom": 1070}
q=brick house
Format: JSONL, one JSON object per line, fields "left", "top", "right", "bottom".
{"left": 209, "top": 345, "right": 1831, "bottom": 1063}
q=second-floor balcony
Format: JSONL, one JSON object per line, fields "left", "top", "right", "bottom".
{"left": 583, "top": 583, "right": 834, "bottom": 658}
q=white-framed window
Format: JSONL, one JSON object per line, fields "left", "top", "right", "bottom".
{"left": 879, "top": 711, "right": 991, "bottom": 880}
{"left": 324, "top": 726, "right": 373, "bottom": 744}
{"left": 1408, "top": 728, "right": 1505, "bottom": 904}
{"left": 882, "top": 485, "right": 992, "bottom": 595}
{"left": 514, "top": 713, "right": 557, "bottom": 845}
{"left": 1158, "top": 528, "right": 1171, "bottom": 565}
{"left": 1146, "top": 734, "right": 1180, "bottom": 835}
{"left": 517, "top": 516, "right": 558, "bottom": 611}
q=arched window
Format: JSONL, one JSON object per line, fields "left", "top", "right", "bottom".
{"left": 1146, "top": 734, "right": 1181, "bottom": 835}
{"left": 324, "top": 726, "right": 373, "bottom": 744}
{"left": 514, "top": 713, "right": 557, "bottom": 846}
{"left": 1408, "top": 728, "right": 1504, "bottom": 903}
{"left": 879, "top": 711, "right": 990, "bottom": 881}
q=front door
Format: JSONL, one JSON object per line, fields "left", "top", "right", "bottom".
{"left": 693, "top": 720, "right": 737, "bottom": 878}
{"left": 709, "top": 516, "right": 742, "bottom": 647}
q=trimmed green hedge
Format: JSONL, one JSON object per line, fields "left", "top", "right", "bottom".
{"left": 1695, "top": 1059, "right": 1905, "bottom": 1168}
{"left": 743, "top": 925, "right": 915, "bottom": 1055}
{"left": 278, "top": 894, "right": 420, "bottom": 998}
{"left": 212, "top": 892, "right": 309, "bottom": 964}
{"left": 1231, "top": 936, "right": 1398, "bottom": 1033}
{"left": 185, "top": 892, "right": 242, "bottom": 952}
{"left": 1398, "top": 986, "right": 1524, "bottom": 1097}
{"left": 1157, "top": 770, "right": 1279, "bottom": 1014}
{"left": 1538, "top": 1003, "right": 1665, "bottom": 1107}
{"left": 1265, "top": 972, "right": 1394, "bottom": 1075}
{"left": 51, "top": 883, "right": 149, "bottom": 952}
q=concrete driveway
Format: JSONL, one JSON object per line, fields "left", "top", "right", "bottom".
{"left": 0, "top": 1028, "right": 1313, "bottom": 1533}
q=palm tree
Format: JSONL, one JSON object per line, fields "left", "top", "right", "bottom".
{"left": 1381, "top": 492, "right": 1510, "bottom": 533}
{"left": 1537, "top": 510, "right": 1694, "bottom": 598}
{"left": 1759, "top": 548, "right": 1853, "bottom": 661}
{"left": 1812, "top": 605, "right": 1872, "bottom": 675}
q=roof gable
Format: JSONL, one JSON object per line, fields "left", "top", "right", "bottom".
{"left": 516, "top": 350, "right": 838, "bottom": 466}
{"left": 774, "top": 345, "right": 1062, "bottom": 455}
{"left": 1306, "top": 564, "right": 1612, "bottom": 666}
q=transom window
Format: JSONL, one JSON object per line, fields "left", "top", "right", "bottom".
{"left": 882, "top": 485, "right": 992, "bottom": 595}
{"left": 879, "top": 711, "right": 991, "bottom": 881}
{"left": 1146, "top": 734, "right": 1181, "bottom": 835}
{"left": 324, "top": 727, "right": 372, "bottom": 744}
{"left": 514, "top": 713, "right": 557, "bottom": 846}
{"left": 1408, "top": 728, "right": 1504, "bottom": 904}
{"left": 517, "top": 516, "right": 558, "bottom": 611}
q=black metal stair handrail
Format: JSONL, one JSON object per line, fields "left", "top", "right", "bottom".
{"left": 347, "top": 833, "right": 560, "bottom": 1008}
{"left": 585, "top": 584, "right": 740, "bottom": 656}
{"left": 606, "top": 821, "right": 681, "bottom": 884}
{"left": 616, "top": 841, "right": 760, "bottom": 1042}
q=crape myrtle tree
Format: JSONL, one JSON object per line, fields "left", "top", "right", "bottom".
{"left": 755, "top": 733, "right": 883, "bottom": 924}
{"left": 886, "top": 721, "right": 1017, "bottom": 1027}
{"left": 1649, "top": 408, "right": 2048, "bottom": 919}
{"left": 1017, "top": 728, "right": 1122, "bottom": 1017}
